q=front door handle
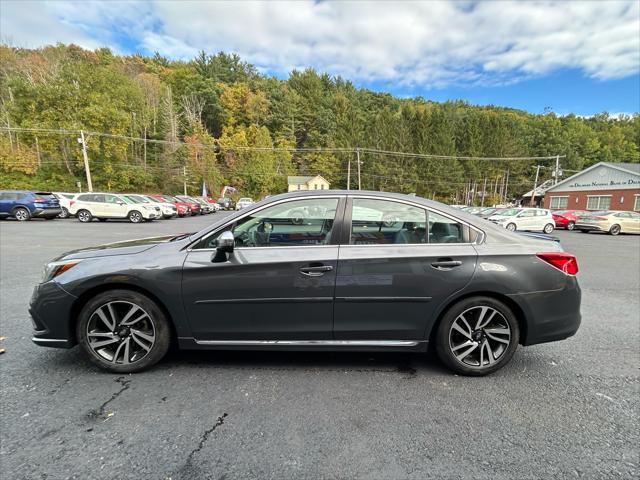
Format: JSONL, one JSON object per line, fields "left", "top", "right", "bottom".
{"left": 300, "top": 265, "right": 334, "bottom": 277}
{"left": 431, "top": 259, "right": 462, "bottom": 270}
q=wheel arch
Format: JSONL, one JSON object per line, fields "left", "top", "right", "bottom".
{"left": 427, "top": 291, "right": 528, "bottom": 347}
{"left": 70, "top": 283, "right": 178, "bottom": 347}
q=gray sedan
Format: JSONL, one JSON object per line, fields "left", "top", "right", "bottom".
{"left": 30, "top": 190, "right": 581, "bottom": 376}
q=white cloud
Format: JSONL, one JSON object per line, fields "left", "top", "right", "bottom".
{"left": 1, "top": 0, "right": 638, "bottom": 87}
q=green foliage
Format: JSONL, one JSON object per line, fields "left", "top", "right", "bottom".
{"left": 0, "top": 43, "right": 638, "bottom": 201}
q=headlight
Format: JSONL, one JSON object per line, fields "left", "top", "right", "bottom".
{"left": 42, "top": 260, "right": 81, "bottom": 283}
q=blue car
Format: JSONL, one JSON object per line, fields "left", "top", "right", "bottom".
{"left": 0, "top": 190, "right": 61, "bottom": 221}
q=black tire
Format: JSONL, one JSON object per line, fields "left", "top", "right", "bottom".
{"left": 435, "top": 296, "right": 520, "bottom": 376}
{"left": 77, "top": 209, "right": 92, "bottom": 223}
{"left": 76, "top": 289, "right": 171, "bottom": 373}
{"left": 506, "top": 223, "right": 516, "bottom": 232}
{"left": 543, "top": 223, "right": 554, "bottom": 234}
{"left": 128, "top": 210, "right": 143, "bottom": 223}
{"left": 580, "top": 229, "right": 589, "bottom": 233}
{"left": 567, "top": 221, "right": 575, "bottom": 231}
{"left": 13, "top": 207, "right": 31, "bottom": 221}
{"left": 609, "top": 224, "right": 621, "bottom": 236}
{"left": 44, "top": 216, "right": 56, "bottom": 220}
{"left": 59, "top": 207, "right": 69, "bottom": 219}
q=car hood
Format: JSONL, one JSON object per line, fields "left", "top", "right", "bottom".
{"left": 54, "top": 234, "right": 193, "bottom": 260}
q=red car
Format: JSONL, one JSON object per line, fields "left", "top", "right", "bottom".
{"left": 176, "top": 195, "right": 202, "bottom": 216}
{"left": 552, "top": 210, "right": 585, "bottom": 230}
{"left": 150, "top": 195, "right": 191, "bottom": 217}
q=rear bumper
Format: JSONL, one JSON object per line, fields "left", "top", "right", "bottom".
{"left": 30, "top": 281, "right": 76, "bottom": 348}
{"left": 508, "top": 277, "right": 582, "bottom": 346}
{"left": 33, "top": 208, "right": 62, "bottom": 218}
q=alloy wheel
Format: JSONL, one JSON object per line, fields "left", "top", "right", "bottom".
{"left": 59, "top": 207, "right": 69, "bottom": 219}
{"left": 506, "top": 223, "right": 516, "bottom": 231}
{"left": 78, "top": 210, "right": 91, "bottom": 222}
{"left": 567, "top": 221, "right": 575, "bottom": 231}
{"left": 610, "top": 224, "right": 621, "bottom": 236}
{"left": 448, "top": 306, "right": 511, "bottom": 368}
{"left": 14, "top": 208, "right": 30, "bottom": 221}
{"left": 129, "top": 211, "right": 142, "bottom": 223}
{"left": 544, "top": 223, "right": 554, "bottom": 234}
{"left": 86, "top": 301, "right": 156, "bottom": 365}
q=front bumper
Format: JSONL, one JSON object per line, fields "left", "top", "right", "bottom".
{"left": 33, "top": 208, "right": 62, "bottom": 218}
{"left": 30, "top": 281, "right": 77, "bottom": 348}
{"left": 508, "top": 276, "right": 582, "bottom": 346}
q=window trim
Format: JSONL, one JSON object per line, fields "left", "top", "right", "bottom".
{"left": 634, "top": 194, "right": 640, "bottom": 212}
{"left": 586, "top": 195, "right": 612, "bottom": 210}
{"left": 341, "top": 195, "right": 483, "bottom": 247}
{"left": 549, "top": 196, "right": 569, "bottom": 210}
{"left": 188, "top": 195, "right": 346, "bottom": 251}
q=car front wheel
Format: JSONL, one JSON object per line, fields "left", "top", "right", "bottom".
{"left": 128, "top": 210, "right": 143, "bottom": 223}
{"left": 76, "top": 290, "right": 171, "bottom": 373}
{"left": 435, "top": 296, "right": 520, "bottom": 376}
{"left": 13, "top": 207, "right": 31, "bottom": 221}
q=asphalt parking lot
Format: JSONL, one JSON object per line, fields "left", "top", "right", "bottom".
{"left": 1, "top": 215, "right": 639, "bottom": 479}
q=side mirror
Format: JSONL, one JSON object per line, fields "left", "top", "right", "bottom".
{"left": 215, "top": 231, "right": 235, "bottom": 254}
{"left": 116, "top": 200, "right": 125, "bottom": 205}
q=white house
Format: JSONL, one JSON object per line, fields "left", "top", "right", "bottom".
{"left": 287, "top": 175, "right": 330, "bottom": 192}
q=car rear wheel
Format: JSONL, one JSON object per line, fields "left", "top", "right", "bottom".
{"left": 77, "top": 209, "right": 92, "bottom": 223}
{"left": 76, "top": 290, "right": 171, "bottom": 373}
{"left": 128, "top": 210, "right": 143, "bottom": 223}
{"left": 609, "top": 224, "right": 621, "bottom": 236}
{"left": 543, "top": 223, "right": 554, "bottom": 234}
{"left": 59, "top": 207, "right": 69, "bottom": 219}
{"left": 435, "top": 297, "right": 519, "bottom": 376}
{"left": 13, "top": 207, "right": 31, "bottom": 221}
{"left": 506, "top": 223, "right": 516, "bottom": 231}
{"left": 567, "top": 221, "right": 575, "bottom": 231}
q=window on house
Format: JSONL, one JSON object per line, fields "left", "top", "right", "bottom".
{"left": 587, "top": 196, "right": 611, "bottom": 210}
{"left": 321, "top": 184, "right": 325, "bottom": 190}
{"left": 314, "top": 184, "right": 318, "bottom": 190}
{"left": 635, "top": 196, "right": 640, "bottom": 212}
{"left": 549, "top": 197, "right": 568, "bottom": 209}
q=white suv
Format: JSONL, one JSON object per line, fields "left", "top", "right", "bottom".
{"left": 69, "top": 193, "right": 161, "bottom": 223}
{"left": 121, "top": 194, "right": 177, "bottom": 219}
{"left": 52, "top": 192, "right": 78, "bottom": 218}
{"left": 488, "top": 207, "right": 555, "bottom": 233}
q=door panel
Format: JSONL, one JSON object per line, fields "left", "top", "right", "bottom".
{"left": 334, "top": 245, "right": 477, "bottom": 340}
{"left": 182, "top": 246, "right": 338, "bottom": 340}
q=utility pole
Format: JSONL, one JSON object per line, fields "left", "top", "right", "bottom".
{"left": 554, "top": 154, "right": 560, "bottom": 184}
{"left": 347, "top": 154, "right": 351, "bottom": 190}
{"left": 481, "top": 177, "right": 487, "bottom": 206}
{"left": 183, "top": 165, "right": 187, "bottom": 195}
{"left": 504, "top": 168, "right": 510, "bottom": 204}
{"left": 356, "top": 148, "right": 362, "bottom": 190}
{"left": 78, "top": 130, "right": 93, "bottom": 192}
{"left": 530, "top": 165, "right": 541, "bottom": 207}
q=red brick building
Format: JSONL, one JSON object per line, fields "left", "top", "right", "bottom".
{"left": 543, "top": 162, "right": 640, "bottom": 212}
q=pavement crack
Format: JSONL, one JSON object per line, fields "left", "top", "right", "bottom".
{"left": 87, "top": 376, "right": 132, "bottom": 421}
{"left": 178, "top": 413, "right": 228, "bottom": 476}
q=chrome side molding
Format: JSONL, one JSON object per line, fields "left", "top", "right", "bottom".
{"left": 193, "top": 339, "right": 423, "bottom": 347}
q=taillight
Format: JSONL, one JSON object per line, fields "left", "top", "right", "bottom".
{"left": 536, "top": 252, "right": 578, "bottom": 275}
{"left": 33, "top": 196, "right": 44, "bottom": 202}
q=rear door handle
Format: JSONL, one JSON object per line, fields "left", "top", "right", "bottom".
{"left": 431, "top": 260, "right": 462, "bottom": 270}
{"left": 300, "top": 265, "right": 334, "bottom": 277}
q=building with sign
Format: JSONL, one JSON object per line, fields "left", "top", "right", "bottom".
{"left": 543, "top": 162, "right": 640, "bottom": 212}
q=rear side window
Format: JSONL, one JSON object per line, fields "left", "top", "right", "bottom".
{"left": 428, "top": 211, "right": 465, "bottom": 244}
{"left": 350, "top": 198, "right": 427, "bottom": 245}
{"left": 77, "top": 194, "right": 95, "bottom": 202}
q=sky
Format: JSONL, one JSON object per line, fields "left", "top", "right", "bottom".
{"left": 1, "top": 0, "right": 638, "bottom": 116}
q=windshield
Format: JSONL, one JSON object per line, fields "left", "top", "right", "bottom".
{"left": 496, "top": 208, "right": 520, "bottom": 216}
{"left": 163, "top": 195, "right": 178, "bottom": 203}
{"left": 123, "top": 195, "right": 145, "bottom": 204}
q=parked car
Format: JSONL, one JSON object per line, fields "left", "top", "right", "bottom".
{"left": 121, "top": 194, "right": 177, "bottom": 219}
{"left": 551, "top": 210, "right": 585, "bottom": 231}
{"left": 68, "top": 192, "right": 161, "bottom": 223}
{"left": 193, "top": 196, "right": 217, "bottom": 213}
{"left": 462, "top": 206, "right": 484, "bottom": 214}
{"left": 0, "top": 190, "right": 61, "bottom": 221}
{"left": 52, "top": 192, "right": 77, "bottom": 219}
{"left": 488, "top": 207, "right": 555, "bottom": 233}
{"left": 149, "top": 195, "right": 191, "bottom": 217}
{"left": 175, "top": 195, "right": 202, "bottom": 215}
{"left": 575, "top": 211, "right": 640, "bottom": 235}
{"left": 31, "top": 190, "right": 581, "bottom": 376}
{"left": 217, "top": 197, "right": 234, "bottom": 210}
{"left": 476, "top": 207, "right": 502, "bottom": 219}
{"left": 235, "top": 197, "right": 254, "bottom": 210}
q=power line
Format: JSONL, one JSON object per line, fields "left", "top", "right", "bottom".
{"left": 0, "top": 126, "right": 564, "bottom": 161}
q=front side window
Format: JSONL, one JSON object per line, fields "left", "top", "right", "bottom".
{"left": 198, "top": 198, "right": 339, "bottom": 249}
{"left": 519, "top": 210, "right": 536, "bottom": 217}
{"left": 549, "top": 197, "right": 568, "bottom": 209}
{"left": 587, "top": 196, "right": 611, "bottom": 210}
{"left": 350, "top": 198, "right": 427, "bottom": 245}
